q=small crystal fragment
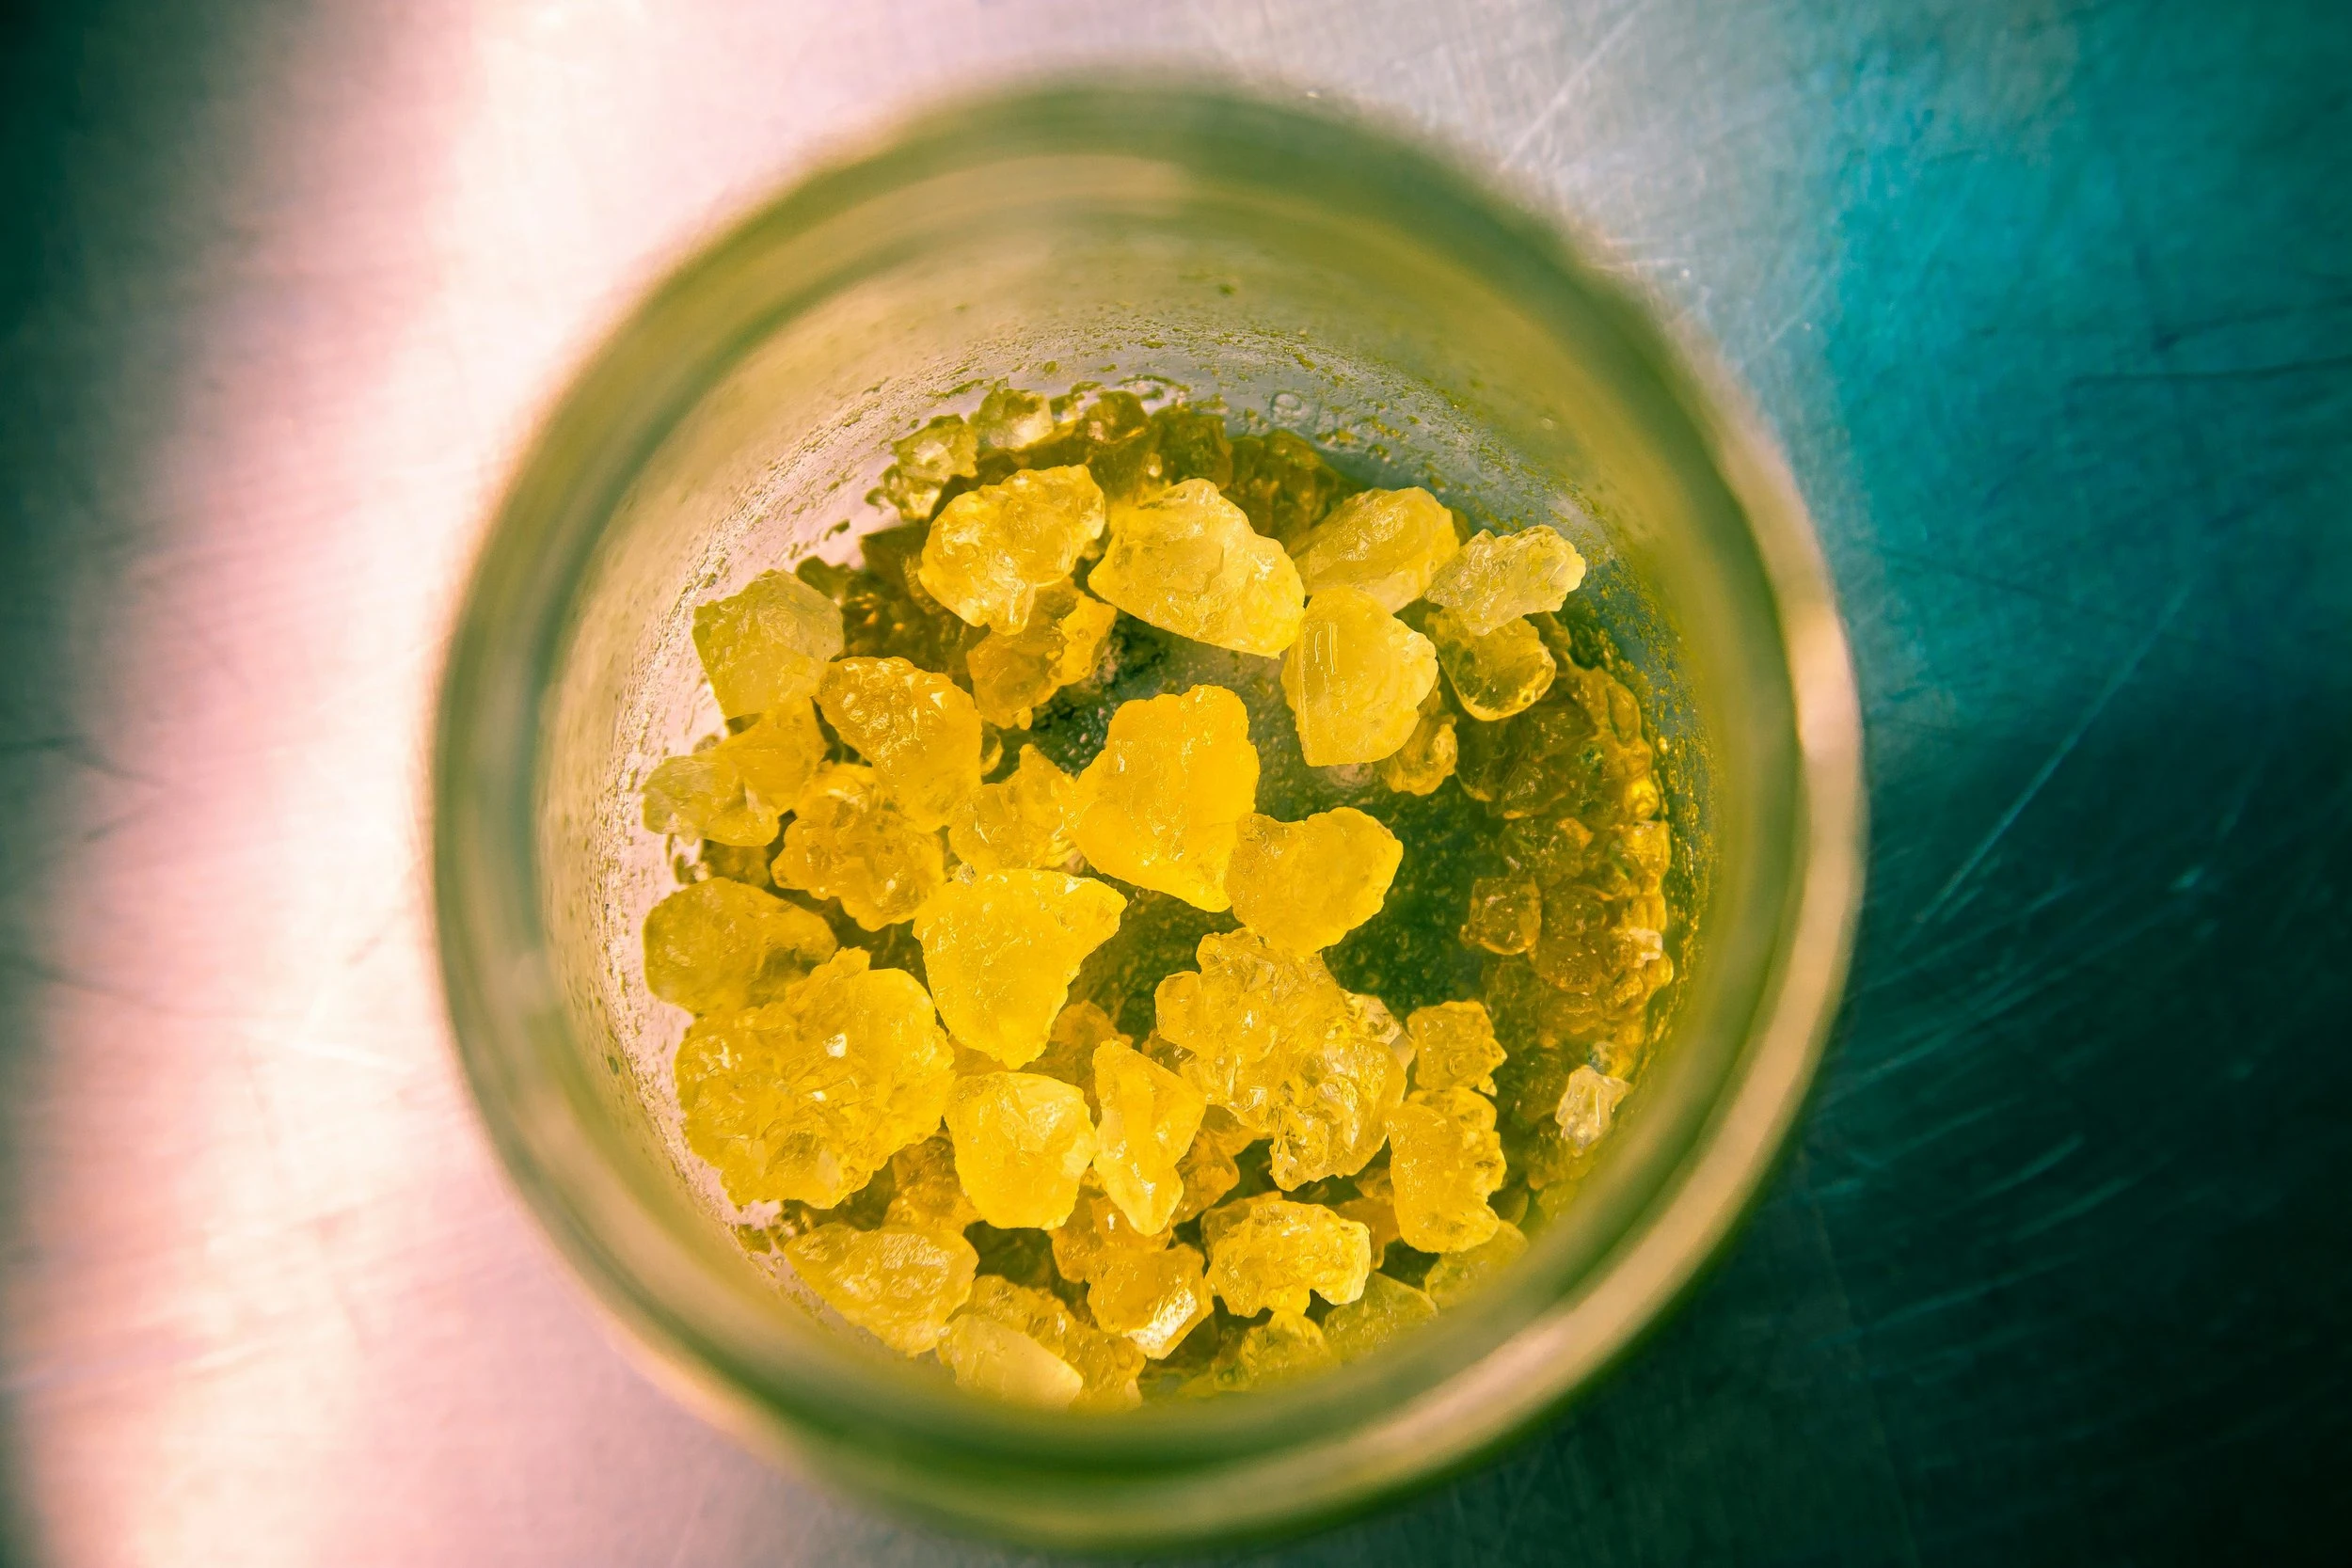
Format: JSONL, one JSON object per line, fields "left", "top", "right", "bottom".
{"left": 1261, "top": 990, "right": 1408, "bottom": 1188}
{"left": 914, "top": 871, "right": 1127, "bottom": 1067}
{"left": 948, "top": 747, "right": 1082, "bottom": 873}
{"left": 1049, "top": 1190, "right": 1168, "bottom": 1284}
{"left": 1091, "top": 1041, "right": 1207, "bottom": 1234}
{"left": 1555, "top": 1064, "right": 1631, "bottom": 1149}
{"left": 1151, "top": 404, "right": 1234, "bottom": 487}
{"left": 918, "top": 466, "right": 1107, "bottom": 633}
{"left": 1460, "top": 877, "right": 1543, "bottom": 956}
{"left": 771, "top": 765, "right": 945, "bottom": 929}
{"left": 1501, "top": 816, "right": 1593, "bottom": 885}
{"left": 1454, "top": 670, "right": 1649, "bottom": 821}
{"left": 975, "top": 384, "right": 1057, "bottom": 451}
{"left": 1089, "top": 479, "right": 1306, "bottom": 656}
{"left": 959, "top": 1275, "right": 1142, "bottom": 1411}
{"left": 675, "top": 949, "right": 954, "bottom": 1207}
{"left": 1424, "top": 526, "right": 1586, "bottom": 638}
{"left": 938, "top": 1313, "right": 1084, "bottom": 1407}
{"left": 692, "top": 570, "right": 846, "bottom": 720}
{"left": 1406, "top": 1001, "right": 1509, "bottom": 1094}
{"left": 966, "top": 579, "right": 1118, "bottom": 727}
{"left": 1280, "top": 588, "right": 1438, "bottom": 767}
{"left": 1292, "top": 486, "right": 1460, "bottom": 611}
{"left": 1154, "top": 930, "right": 1406, "bottom": 1187}
{"left": 1421, "top": 1220, "right": 1528, "bottom": 1307}
{"left": 1321, "top": 1272, "right": 1438, "bottom": 1362}
{"left": 1332, "top": 1187, "right": 1402, "bottom": 1263}
{"left": 884, "top": 1133, "right": 981, "bottom": 1238}
{"left": 1169, "top": 1127, "right": 1242, "bottom": 1224}
{"left": 784, "top": 1223, "right": 977, "bottom": 1355}
{"left": 1431, "top": 609, "right": 1557, "bottom": 721}
{"left": 1385, "top": 1086, "right": 1506, "bottom": 1253}
{"left": 1224, "top": 808, "right": 1404, "bottom": 958}
{"left": 817, "top": 656, "right": 983, "bottom": 832}
{"left": 1072, "top": 686, "right": 1261, "bottom": 911}
{"left": 1075, "top": 390, "right": 1162, "bottom": 503}
{"left": 1375, "top": 689, "right": 1457, "bottom": 797}
{"left": 1225, "top": 430, "right": 1350, "bottom": 552}
{"left": 1026, "top": 1000, "right": 1126, "bottom": 1107}
{"left": 643, "top": 879, "right": 838, "bottom": 1014}
{"left": 1186, "top": 1311, "right": 1335, "bottom": 1395}
{"left": 1152, "top": 929, "right": 1344, "bottom": 1120}
{"left": 1202, "top": 1197, "right": 1372, "bottom": 1316}
{"left": 1089, "top": 1243, "right": 1215, "bottom": 1359}
{"left": 642, "top": 703, "right": 827, "bottom": 847}
{"left": 945, "top": 1072, "right": 1099, "bottom": 1229}
{"left": 896, "top": 415, "right": 979, "bottom": 487}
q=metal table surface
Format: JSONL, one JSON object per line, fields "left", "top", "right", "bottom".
{"left": 3, "top": 2, "right": 2345, "bottom": 1563}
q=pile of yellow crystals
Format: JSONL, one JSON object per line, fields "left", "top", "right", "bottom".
{"left": 638, "top": 385, "right": 1676, "bottom": 1406}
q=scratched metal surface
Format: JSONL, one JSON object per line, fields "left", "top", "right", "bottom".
{"left": 2, "top": 1, "right": 2347, "bottom": 1563}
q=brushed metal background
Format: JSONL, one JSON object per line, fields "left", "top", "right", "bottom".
{"left": 2, "top": 2, "right": 2346, "bottom": 1563}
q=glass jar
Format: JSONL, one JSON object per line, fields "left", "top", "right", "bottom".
{"left": 432, "top": 83, "right": 1864, "bottom": 1549}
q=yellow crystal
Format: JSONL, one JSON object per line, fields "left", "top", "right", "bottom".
{"left": 1088, "top": 479, "right": 1305, "bottom": 656}
{"left": 783, "top": 1223, "right": 977, "bottom": 1355}
{"left": 1202, "top": 1197, "right": 1372, "bottom": 1316}
{"left": 1169, "top": 1125, "right": 1242, "bottom": 1225}
{"left": 693, "top": 569, "right": 847, "bottom": 720}
{"left": 966, "top": 578, "right": 1119, "bottom": 728}
{"left": 1263, "top": 990, "right": 1407, "bottom": 1189}
{"left": 938, "top": 1312, "right": 1084, "bottom": 1408}
{"left": 1321, "top": 1272, "right": 1438, "bottom": 1362}
{"left": 944, "top": 1072, "right": 1099, "bottom": 1228}
{"left": 642, "top": 879, "right": 838, "bottom": 1014}
{"left": 1225, "top": 808, "right": 1404, "bottom": 957}
{"left": 1153, "top": 929, "right": 1342, "bottom": 1117}
{"left": 1459, "top": 876, "right": 1543, "bottom": 956}
{"left": 1422, "top": 1219, "right": 1528, "bottom": 1307}
{"left": 1091, "top": 1041, "right": 1207, "bottom": 1234}
{"left": 1375, "top": 689, "right": 1458, "bottom": 797}
{"left": 642, "top": 702, "right": 827, "bottom": 847}
{"left": 1430, "top": 608, "right": 1557, "bottom": 721}
{"left": 1280, "top": 588, "right": 1438, "bottom": 767}
{"left": 1049, "top": 1189, "right": 1168, "bottom": 1284}
{"left": 1186, "top": 1311, "right": 1335, "bottom": 1395}
{"left": 1411, "top": 1212, "right": 1524, "bottom": 1316}
{"left": 1027, "top": 1000, "right": 1126, "bottom": 1108}
{"left": 883, "top": 1133, "right": 981, "bottom": 1238}
{"left": 974, "top": 383, "right": 1057, "bottom": 451}
{"left": 895, "top": 414, "right": 979, "bottom": 487}
{"left": 914, "top": 871, "right": 1127, "bottom": 1067}
{"left": 948, "top": 747, "right": 1081, "bottom": 873}
{"left": 1072, "top": 686, "right": 1261, "bottom": 911}
{"left": 1292, "top": 486, "right": 1460, "bottom": 611}
{"left": 1332, "top": 1187, "right": 1401, "bottom": 1264}
{"left": 1154, "top": 931, "right": 1406, "bottom": 1188}
{"left": 918, "top": 465, "right": 1106, "bottom": 633}
{"left": 959, "top": 1275, "right": 1143, "bottom": 1412}
{"left": 816, "top": 656, "right": 982, "bottom": 831}
{"left": 675, "top": 948, "right": 954, "bottom": 1207}
{"left": 1225, "top": 430, "right": 1350, "bottom": 553}
{"left": 1089, "top": 1243, "right": 1214, "bottom": 1359}
{"left": 1386, "top": 1087, "right": 1506, "bottom": 1253}
{"left": 1555, "top": 1064, "right": 1631, "bottom": 1150}
{"left": 1423, "top": 526, "right": 1586, "bottom": 638}
{"left": 1406, "top": 1001, "right": 1509, "bottom": 1094}
{"left": 872, "top": 415, "right": 981, "bottom": 522}
{"left": 771, "top": 765, "right": 945, "bottom": 929}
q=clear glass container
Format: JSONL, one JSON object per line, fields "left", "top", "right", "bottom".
{"left": 432, "top": 83, "right": 1864, "bottom": 1549}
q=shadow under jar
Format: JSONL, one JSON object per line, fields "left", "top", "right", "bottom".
{"left": 433, "top": 83, "right": 1865, "bottom": 1549}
